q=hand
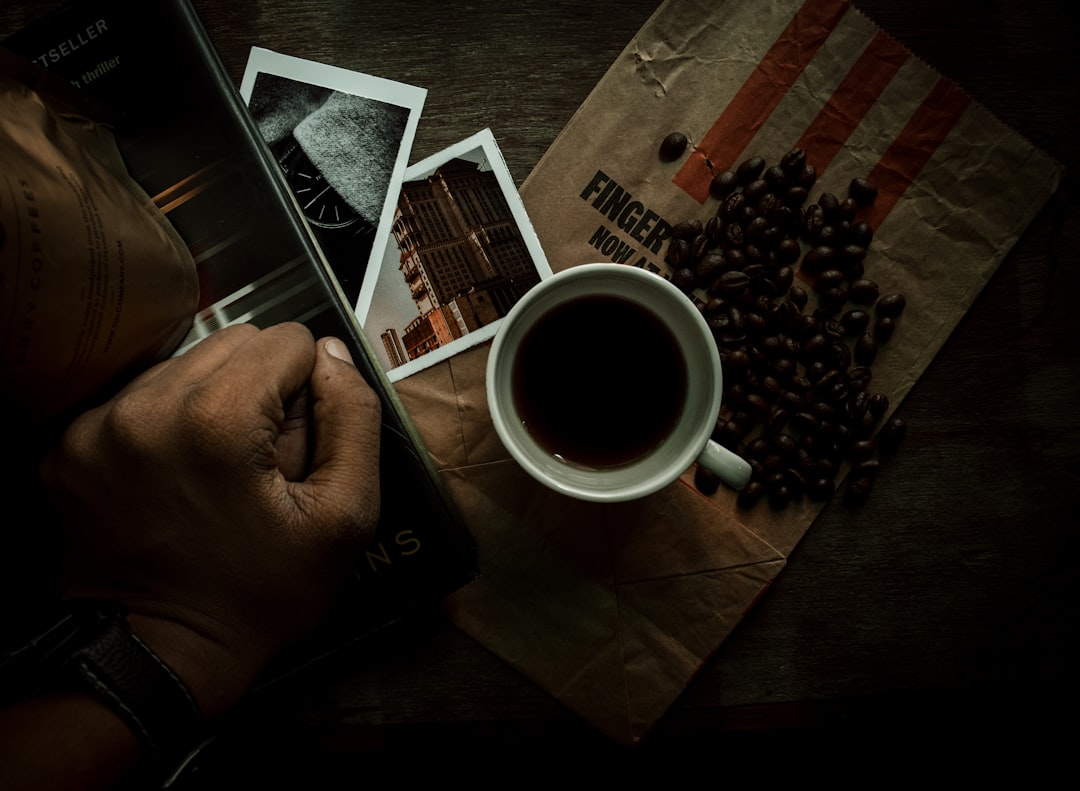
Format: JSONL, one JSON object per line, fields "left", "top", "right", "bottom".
{"left": 39, "top": 322, "right": 381, "bottom": 717}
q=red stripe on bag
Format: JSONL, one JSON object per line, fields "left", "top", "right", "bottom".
{"left": 862, "top": 78, "right": 971, "bottom": 228}
{"left": 795, "top": 31, "right": 909, "bottom": 173}
{"left": 672, "top": 0, "right": 850, "bottom": 202}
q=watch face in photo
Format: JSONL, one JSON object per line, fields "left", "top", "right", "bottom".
{"left": 280, "top": 143, "right": 359, "bottom": 229}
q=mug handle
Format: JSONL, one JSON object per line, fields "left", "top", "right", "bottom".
{"left": 697, "top": 439, "right": 753, "bottom": 491}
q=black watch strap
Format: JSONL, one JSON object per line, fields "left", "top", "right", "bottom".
{"left": 1, "top": 599, "right": 204, "bottom": 776}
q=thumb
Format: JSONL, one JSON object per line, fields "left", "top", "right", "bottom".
{"left": 291, "top": 337, "right": 382, "bottom": 543}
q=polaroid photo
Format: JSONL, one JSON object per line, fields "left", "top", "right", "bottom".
{"left": 240, "top": 47, "right": 425, "bottom": 319}
{"left": 361, "top": 128, "right": 553, "bottom": 382}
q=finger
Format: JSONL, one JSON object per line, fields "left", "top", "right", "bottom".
{"left": 196, "top": 323, "right": 317, "bottom": 420}
{"left": 121, "top": 324, "right": 263, "bottom": 396}
{"left": 275, "top": 384, "right": 312, "bottom": 482}
{"left": 293, "top": 337, "right": 382, "bottom": 540}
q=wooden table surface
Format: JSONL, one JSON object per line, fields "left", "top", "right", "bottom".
{"left": 3, "top": 0, "right": 1077, "bottom": 776}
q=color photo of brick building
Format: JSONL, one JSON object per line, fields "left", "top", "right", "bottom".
{"left": 381, "top": 156, "right": 542, "bottom": 366}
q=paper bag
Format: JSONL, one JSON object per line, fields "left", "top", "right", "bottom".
{"left": 395, "top": 0, "right": 1062, "bottom": 744}
{"left": 1, "top": 51, "right": 198, "bottom": 428}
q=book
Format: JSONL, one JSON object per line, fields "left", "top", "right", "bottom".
{"left": 2, "top": 0, "right": 478, "bottom": 657}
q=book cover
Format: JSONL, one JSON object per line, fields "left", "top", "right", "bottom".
{"left": 2, "top": 0, "right": 478, "bottom": 647}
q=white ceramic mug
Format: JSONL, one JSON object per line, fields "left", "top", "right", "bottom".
{"left": 486, "top": 263, "right": 752, "bottom": 502}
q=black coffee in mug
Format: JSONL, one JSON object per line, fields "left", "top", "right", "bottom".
{"left": 510, "top": 294, "right": 688, "bottom": 469}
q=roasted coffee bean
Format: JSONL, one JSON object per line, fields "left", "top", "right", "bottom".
{"left": 849, "top": 439, "right": 876, "bottom": 462}
{"left": 780, "top": 392, "right": 806, "bottom": 415}
{"left": 690, "top": 233, "right": 709, "bottom": 259}
{"left": 671, "top": 218, "right": 703, "bottom": 239}
{"left": 757, "top": 192, "right": 782, "bottom": 219}
{"left": 801, "top": 332, "right": 829, "bottom": 360}
{"left": 818, "top": 192, "right": 840, "bottom": 220}
{"left": 671, "top": 267, "right": 697, "bottom": 292}
{"left": 718, "top": 418, "right": 749, "bottom": 448}
{"left": 746, "top": 393, "right": 771, "bottom": 418}
{"left": 768, "top": 410, "right": 794, "bottom": 436}
{"left": 867, "top": 392, "right": 889, "bottom": 417}
{"left": 839, "top": 244, "right": 867, "bottom": 267}
{"left": 841, "top": 309, "right": 871, "bottom": 336}
{"left": 659, "top": 131, "right": 689, "bottom": 161}
{"left": 796, "top": 163, "right": 818, "bottom": 189}
{"left": 843, "top": 260, "right": 866, "bottom": 283}
{"left": 849, "top": 177, "right": 878, "bottom": 206}
{"left": 724, "top": 222, "right": 744, "bottom": 248}
{"left": 767, "top": 481, "right": 792, "bottom": 509}
{"left": 744, "top": 179, "right": 770, "bottom": 205}
{"left": 707, "top": 315, "right": 742, "bottom": 345}
{"left": 772, "top": 205, "right": 800, "bottom": 235}
{"left": 820, "top": 317, "right": 845, "bottom": 340}
{"left": 743, "top": 436, "right": 769, "bottom": 460}
{"left": 774, "top": 266, "right": 795, "bottom": 293}
{"left": 694, "top": 465, "right": 722, "bottom": 495}
{"left": 816, "top": 268, "right": 846, "bottom": 289}
{"left": 737, "top": 480, "right": 766, "bottom": 508}
{"left": 703, "top": 296, "right": 726, "bottom": 316}
{"left": 850, "top": 220, "right": 874, "bottom": 247}
{"left": 819, "top": 286, "right": 848, "bottom": 312}
{"left": 780, "top": 147, "right": 807, "bottom": 174}
{"left": 710, "top": 170, "right": 739, "bottom": 198}
{"left": 755, "top": 276, "right": 780, "bottom": 299}
{"left": 784, "top": 185, "right": 809, "bottom": 208}
{"left": 776, "top": 238, "right": 801, "bottom": 266}
{"left": 838, "top": 197, "right": 858, "bottom": 222}
{"left": 854, "top": 407, "right": 879, "bottom": 438}
{"left": 725, "top": 348, "right": 751, "bottom": 375}
{"left": 695, "top": 253, "right": 726, "bottom": 285}
{"left": 875, "top": 316, "right": 896, "bottom": 342}
{"left": 849, "top": 278, "right": 880, "bottom": 304}
{"left": 784, "top": 467, "right": 808, "bottom": 500}
{"left": 876, "top": 293, "right": 907, "bottom": 318}
{"left": 787, "top": 285, "right": 809, "bottom": 309}
{"left": 736, "top": 155, "right": 766, "bottom": 184}
{"left": 773, "top": 357, "right": 797, "bottom": 380}
{"left": 743, "top": 244, "right": 766, "bottom": 264}
{"left": 854, "top": 333, "right": 878, "bottom": 365}
{"left": 665, "top": 237, "right": 689, "bottom": 267}
{"left": 757, "top": 335, "right": 784, "bottom": 360}
{"left": 825, "top": 341, "right": 852, "bottom": 374}
{"left": 722, "top": 191, "right": 746, "bottom": 219}
{"left": 878, "top": 416, "right": 907, "bottom": 454}
{"left": 846, "top": 365, "right": 872, "bottom": 391}
{"left": 791, "top": 411, "right": 821, "bottom": 434}
{"left": 853, "top": 459, "right": 880, "bottom": 479}
{"left": 725, "top": 247, "right": 746, "bottom": 271}
{"left": 801, "top": 245, "right": 835, "bottom": 275}
{"left": 851, "top": 389, "right": 871, "bottom": 417}
{"left": 705, "top": 215, "right": 725, "bottom": 243}
{"left": 802, "top": 203, "right": 826, "bottom": 239}
{"left": 807, "top": 476, "right": 836, "bottom": 501}
{"left": 745, "top": 215, "right": 770, "bottom": 242}
{"left": 764, "top": 165, "right": 789, "bottom": 189}
{"left": 845, "top": 472, "right": 875, "bottom": 503}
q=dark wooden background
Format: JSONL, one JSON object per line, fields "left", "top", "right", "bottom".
{"left": 3, "top": 0, "right": 1077, "bottom": 776}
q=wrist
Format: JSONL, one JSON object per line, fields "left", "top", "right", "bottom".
{"left": 0, "top": 598, "right": 257, "bottom": 782}
{"left": 123, "top": 609, "right": 266, "bottom": 721}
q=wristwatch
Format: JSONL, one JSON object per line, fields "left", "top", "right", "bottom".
{"left": 0, "top": 598, "right": 204, "bottom": 778}
{"left": 273, "top": 134, "right": 376, "bottom": 306}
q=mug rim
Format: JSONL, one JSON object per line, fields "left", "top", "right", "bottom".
{"left": 485, "top": 262, "right": 723, "bottom": 502}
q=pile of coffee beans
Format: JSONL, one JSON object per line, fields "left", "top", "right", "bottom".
{"left": 658, "top": 143, "right": 907, "bottom": 508}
